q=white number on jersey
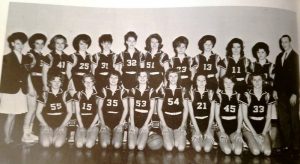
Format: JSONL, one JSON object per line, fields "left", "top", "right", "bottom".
{"left": 168, "top": 98, "right": 180, "bottom": 105}
{"left": 224, "top": 105, "right": 236, "bottom": 113}
{"left": 136, "top": 100, "right": 147, "bottom": 107}
{"left": 79, "top": 63, "right": 90, "bottom": 69}
{"left": 101, "top": 63, "right": 109, "bottom": 69}
{"left": 127, "top": 60, "right": 137, "bottom": 66}
{"left": 232, "top": 66, "right": 241, "bottom": 74}
{"left": 82, "top": 103, "right": 92, "bottom": 111}
{"left": 253, "top": 105, "right": 264, "bottom": 113}
{"left": 58, "top": 61, "right": 66, "bottom": 69}
{"left": 107, "top": 99, "right": 118, "bottom": 107}
{"left": 146, "top": 62, "right": 154, "bottom": 68}
{"left": 177, "top": 66, "right": 187, "bottom": 72}
{"left": 50, "top": 103, "right": 62, "bottom": 110}
{"left": 203, "top": 64, "right": 212, "bottom": 71}
{"left": 197, "top": 102, "right": 207, "bottom": 110}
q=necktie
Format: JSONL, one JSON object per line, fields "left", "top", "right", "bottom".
{"left": 282, "top": 52, "right": 288, "bottom": 66}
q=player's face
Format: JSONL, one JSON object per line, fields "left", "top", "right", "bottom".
{"left": 101, "top": 41, "right": 112, "bottom": 51}
{"left": 257, "top": 49, "right": 267, "bottom": 60}
{"left": 280, "top": 37, "right": 291, "bottom": 51}
{"left": 11, "top": 40, "right": 24, "bottom": 52}
{"left": 138, "top": 72, "right": 148, "bottom": 85}
{"left": 176, "top": 43, "right": 187, "bottom": 54}
{"left": 126, "top": 37, "right": 136, "bottom": 49}
{"left": 150, "top": 38, "right": 159, "bottom": 50}
{"left": 196, "top": 75, "right": 207, "bottom": 88}
{"left": 204, "top": 40, "right": 213, "bottom": 52}
{"left": 168, "top": 72, "right": 178, "bottom": 85}
{"left": 232, "top": 43, "right": 241, "bottom": 56}
{"left": 252, "top": 76, "right": 263, "bottom": 89}
{"left": 50, "top": 77, "right": 62, "bottom": 89}
{"left": 55, "top": 38, "right": 66, "bottom": 51}
{"left": 79, "top": 40, "right": 88, "bottom": 51}
{"left": 83, "top": 77, "right": 94, "bottom": 89}
{"left": 34, "top": 39, "right": 45, "bottom": 52}
{"left": 224, "top": 78, "right": 234, "bottom": 91}
{"left": 109, "top": 74, "right": 119, "bottom": 86}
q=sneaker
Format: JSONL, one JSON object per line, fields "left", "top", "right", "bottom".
{"left": 21, "top": 134, "right": 36, "bottom": 143}
{"left": 29, "top": 133, "right": 39, "bottom": 141}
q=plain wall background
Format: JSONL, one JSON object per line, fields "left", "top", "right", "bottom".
{"left": 3, "top": 2, "right": 298, "bottom": 64}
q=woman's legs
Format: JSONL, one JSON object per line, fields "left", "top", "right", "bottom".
{"left": 4, "top": 114, "right": 16, "bottom": 144}
{"left": 243, "top": 130, "right": 260, "bottom": 156}
{"left": 217, "top": 131, "right": 232, "bottom": 155}
{"left": 161, "top": 126, "right": 174, "bottom": 151}
{"left": 53, "top": 127, "right": 68, "bottom": 148}
{"left": 128, "top": 126, "right": 138, "bottom": 150}
{"left": 40, "top": 126, "right": 54, "bottom": 148}
{"left": 85, "top": 126, "right": 99, "bottom": 149}
{"left": 112, "top": 124, "right": 124, "bottom": 149}
{"left": 190, "top": 127, "right": 202, "bottom": 152}
{"left": 230, "top": 132, "right": 243, "bottom": 155}
{"left": 137, "top": 127, "right": 150, "bottom": 150}
{"left": 99, "top": 125, "right": 111, "bottom": 148}
{"left": 23, "top": 94, "right": 38, "bottom": 142}
{"left": 75, "top": 127, "right": 86, "bottom": 148}
{"left": 174, "top": 128, "right": 187, "bottom": 152}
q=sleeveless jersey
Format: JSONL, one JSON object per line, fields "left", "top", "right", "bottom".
{"left": 74, "top": 89, "right": 99, "bottom": 128}
{"left": 192, "top": 53, "right": 220, "bottom": 77}
{"left": 43, "top": 51, "right": 69, "bottom": 75}
{"left": 70, "top": 52, "right": 92, "bottom": 76}
{"left": 115, "top": 49, "right": 144, "bottom": 73}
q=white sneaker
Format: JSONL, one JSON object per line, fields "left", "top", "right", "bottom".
{"left": 21, "top": 134, "right": 35, "bottom": 143}
{"left": 29, "top": 133, "right": 39, "bottom": 141}
{"left": 68, "top": 131, "right": 75, "bottom": 143}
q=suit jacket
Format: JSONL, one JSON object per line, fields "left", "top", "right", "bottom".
{"left": 273, "top": 49, "right": 299, "bottom": 96}
{"left": 0, "top": 51, "right": 29, "bottom": 94}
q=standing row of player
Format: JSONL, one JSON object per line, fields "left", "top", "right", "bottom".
{"left": 2, "top": 31, "right": 277, "bottom": 156}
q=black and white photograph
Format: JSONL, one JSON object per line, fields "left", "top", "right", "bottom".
{"left": 0, "top": 0, "right": 299, "bottom": 163}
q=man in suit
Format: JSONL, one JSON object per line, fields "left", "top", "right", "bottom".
{"left": 273, "top": 35, "right": 299, "bottom": 155}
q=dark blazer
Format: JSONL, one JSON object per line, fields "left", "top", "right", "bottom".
{"left": 273, "top": 49, "right": 299, "bottom": 96}
{"left": 0, "top": 51, "right": 29, "bottom": 94}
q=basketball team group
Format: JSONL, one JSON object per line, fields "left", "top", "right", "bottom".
{"left": 0, "top": 31, "right": 299, "bottom": 156}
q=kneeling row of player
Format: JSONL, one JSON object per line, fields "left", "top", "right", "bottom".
{"left": 36, "top": 68, "right": 274, "bottom": 156}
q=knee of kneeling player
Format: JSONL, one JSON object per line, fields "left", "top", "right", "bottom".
{"left": 128, "top": 143, "right": 136, "bottom": 150}
{"left": 223, "top": 147, "right": 232, "bottom": 155}
{"left": 76, "top": 141, "right": 84, "bottom": 148}
{"left": 114, "top": 142, "right": 122, "bottom": 149}
{"left": 41, "top": 141, "right": 51, "bottom": 148}
{"left": 177, "top": 145, "right": 186, "bottom": 152}
{"left": 164, "top": 144, "right": 174, "bottom": 151}
{"left": 251, "top": 148, "right": 260, "bottom": 156}
{"left": 264, "top": 149, "right": 271, "bottom": 156}
{"left": 234, "top": 147, "right": 242, "bottom": 155}
{"left": 204, "top": 145, "right": 212, "bottom": 153}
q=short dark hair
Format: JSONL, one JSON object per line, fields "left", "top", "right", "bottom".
{"left": 226, "top": 38, "right": 245, "bottom": 58}
{"left": 47, "top": 72, "right": 64, "bottom": 87}
{"left": 222, "top": 75, "right": 237, "bottom": 89}
{"left": 248, "top": 72, "right": 266, "bottom": 83}
{"left": 124, "top": 31, "right": 138, "bottom": 49}
{"left": 252, "top": 42, "right": 270, "bottom": 60}
{"left": 192, "top": 73, "right": 207, "bottom": 89}
{"left": 279, "top": 34, "right": 292, "bottom": 51}
{"left": 48, "top": 34, "right": 68, "bottom": 51}
{"left": 7, "top": 32, "right": 28, "bottom": 49}
{"left": 82, "top": 73, "right": 96, "bottom": 84}
{"left": 98, "top": 34, "right": 113, "bottom": 50}
{"left": 107, "top": 70, "right": 122, "bottom": 87}
{"left": 172, "top": 36, "right": 189, "bottom": 54}
{"left": 198, "top": 35, "right": 216, "bottom": 52}
{"left": 144, "top": 33, "right": 163, "bottom": 51}
{"left": 72, "top": 34, "right": 92, "bottom": 51}
{"left": 28, "top": 33, "right": 47, "bottom": 49}
{"left": 165, "top": 68, "right": 181, "bottom": 87}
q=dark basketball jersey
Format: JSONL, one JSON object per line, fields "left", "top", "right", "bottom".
{"left": 250, "top": 60, "right": 274, "bottom": 82}
{"left": 74, "top": 89, "right": 99, "bottom": 128}
{"left": 170, "top": 55, "right": 192, "bottom": 79}
{"left": 244, "top": 90, "right": 275, "bottom": 134}
{"left": 218, "top": 91, "right": 245, "bottom": 134}
{"left": 37, "top": 89, "right": 71, "bottom": 128}
{"left": 129, "top": 86, "right": 156, "bottom": 128}
{"left": 144, "top": 51, "right": 169, "bottom": 74}
{"left": 219, "top": 56, "right": 250, "bottom": 79}
{"left": 192, "top": 53, "right": 221, "bottom": 77}
{"left": 25, "top": 49, "right": 44, "bottom": 74}
{"left": 115, "top": 49, "right": 145, "bottom": 73}
{"left": 100, "top": 86, "right": 128, "bottom": 129}
{"left": 70, "top": 53, "right": 92, "bottom": 76}
{"left": 144, "top": 51, "right": 169, "bottom": 89}
{"left": 93, "top": 51, "right": 116, "bottom": 76}
{"left": 43, "top": 51, "right": 69, "bottom": 75}
{"left": 158, "top": 86, "right": 187, "bottom": 129}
